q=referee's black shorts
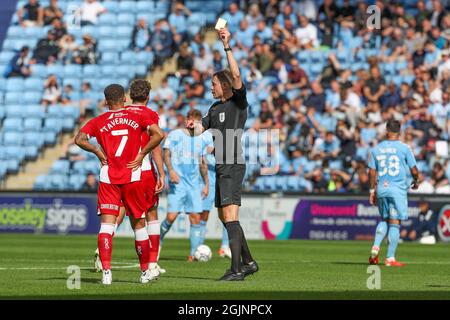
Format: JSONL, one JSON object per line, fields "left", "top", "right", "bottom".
{"left": 215, "top": 164, "right": 246, "bottom": 208}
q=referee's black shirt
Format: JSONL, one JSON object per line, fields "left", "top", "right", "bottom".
{"left": 202, "top": 83, "right": 248, "bottom": 165}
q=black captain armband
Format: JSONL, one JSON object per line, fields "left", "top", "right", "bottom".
{"left": 224, "top": 47, "right": 232, "bottom": 52}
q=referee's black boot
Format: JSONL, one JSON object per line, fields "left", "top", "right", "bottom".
{"left": 241, "top": 261, "right": 259, "bottom": 277}
{"left": 219, "top": 271, "right": 244, "bottom": 281}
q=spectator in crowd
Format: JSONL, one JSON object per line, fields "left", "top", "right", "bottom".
{"left": 4, "top": 46, "right": 32, "bottom": 78}
{"left": 79, "top": 0, "right": 106, "bottom": 26}
{"left": 41, "top": 74, "right": 61, "bottom": 106}
{"left": 431, "top": 162, "right": 450, "bottom": 193}
{"left": 246, "top": 3, "right": 264, "bottom": 28}
{"left": 33, "top": 30, "right": 60, "bottom": 64}
{"left": 364, "top": 66, "right": 386, "bottom": 110}
{"left": 81, "top": 172, "right": 98, "bottom": 191}
{"left": 17, "top": 0, "right": 44, "bottom": 27}
{"left": 295, "top": 15, "right": 319, "bottom": 49}
{"left": 58, "top": 34, "right": 78, "bottom": 64}
{"left": 222, "top": 2, "right": 245, "bottom": 34}
{"left": 410, "top": 172, "right": 435, "bottom": 194}
{"left": 176, "top": 43, "right": 194, "bottom": 78}
{"left": 131, "top": 18, "right": 151, "bottom": 52}
{"left": 150, "top": 19, "right": 174, "bottom": 68}
{"left": 305, "top": 81, "right": 326, "bottom": 113}
{"left": 212, "top": 49, "right": 224, "bottom": 72}
{"left": 193, "top": 46, "right": 213, "bottom": 78}
{"left": 60, "top": 84, "right": 74, "bottom": 105}
{"left": 50, "top": 18, "right": 67, "bottom": 41}
{"left": 286, "top": 58, "right": 309, "bottom": 91}
{"left": 154, "top": 77, "right": 176, "bottom": 106}
{"left": 43, "top": 0, "right": 63, "bottom": 26}
{"left": 401, "top": 201, "right": 437, "bottom": 243}
{"left": 73, "top": 34, "right": 96, "bottom": 64}
{"left": 169, "top": 1, "right": 191, "bottom": 41}
{"left": 306, "top": 168, "right": 328, "bottom": 193}
{"left": 79, "top": 82, "right": 97, "bottom": 117}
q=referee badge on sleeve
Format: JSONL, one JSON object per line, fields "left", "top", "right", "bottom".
{"left": 219, "top": 112, "right": 225, "bottom": 123}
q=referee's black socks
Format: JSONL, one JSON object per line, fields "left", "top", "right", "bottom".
{"left": 224, "top": 221, "right": 242, "bottom": 274}
{"left": 224, "top": 221, "right": 254, "bottom": 273}
{"left": 237, "top": 223, "right": 254, "bottom": 264}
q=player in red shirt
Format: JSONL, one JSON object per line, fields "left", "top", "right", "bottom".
{"left": 127, "top": 80, "right": 166, "bottom": 275}
{"left": 75, "top": 84, "right": 164, "bottom": 285}
{"left": 93, "top": 80, "right": 167, "bottom": 279}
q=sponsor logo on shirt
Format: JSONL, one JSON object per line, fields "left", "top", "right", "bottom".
{"left": 100, "top": 204, "right": 119, "bottom": 211}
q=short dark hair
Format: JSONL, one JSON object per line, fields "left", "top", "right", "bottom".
{"left": 213, "top": 69, "right": 233, "bottom": 90}
{"left": 386, "top": 119, "right": 401, "bottom": 133}
{"left": 129, "top": 79, "right": 151, "bottom": 102}
{"left": 187, "top": 109, "right": 202, "bottom": 120}
{"left": 104, "top": 84, "right": 125, "bottom": 104}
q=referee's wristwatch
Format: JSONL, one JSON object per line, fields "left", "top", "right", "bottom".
{"left": 224, "top": 47, "right": 232, "bottom": 52}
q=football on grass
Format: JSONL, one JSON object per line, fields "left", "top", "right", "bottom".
{"left": 194, "top": 245, "right": 212, "bottom": 262}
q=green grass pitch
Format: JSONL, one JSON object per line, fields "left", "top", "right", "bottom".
{"left": 0, "top": 234, "right": 449, "bottom": 299}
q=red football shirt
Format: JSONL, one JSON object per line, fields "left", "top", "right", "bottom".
{"left": 126, "top": 105, "right": 160, "bottom": 172}
{"left": 80, "top": 108, "right": 157, "bottom": 184}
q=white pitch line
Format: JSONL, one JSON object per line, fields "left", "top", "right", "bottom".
{"left": 0, "top": 262, "right": 140, "bottom": 271}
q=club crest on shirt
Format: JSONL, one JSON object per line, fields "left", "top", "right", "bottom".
{"left": 383, "top": 180, "right": 389, "bottom": 188}
{"left": 219, "top": 112, "right": 225, "bottom": 122}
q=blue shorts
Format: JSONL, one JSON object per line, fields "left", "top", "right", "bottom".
{"left": 202, "top": 183, "right": 215, "bottom": 212}
{"left": 167, "top": 183, "right": 202, "bottom": 214}
{"left": 377, "top": 197, "right": 408, "bottom": 221}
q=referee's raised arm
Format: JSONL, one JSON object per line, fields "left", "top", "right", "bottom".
{"left": 218, "top": 28, "right": 242, "bottom": 90}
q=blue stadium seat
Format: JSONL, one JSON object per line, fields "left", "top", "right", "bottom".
{"left": 116, "top": 65, "right": 133, "bottom": 77}
{"left": 85, "top": 160, "right": 100, "bottom": 175}
{"left": 62, "top": 118, "right": 76, "bottom": 131}
{"left": 82, "top": 65, "right": 100, "bottom": 77}
{"left": 81, "top": 26, "right": 98, "bottom": 39}
{"left": 98, "top": 25, "right": 116, "bottom": 38}
{"left": 50, "top": 160, "right": 71, "bottom": 175}
{"left": 117, "top": 26, "right": 133, "bottom": 38}
{"left": 44, "top": 131, "right": 58, "bottom": 145}
{"left": 5, "top": 146, "right": 25, "bottom": 161}
{"left": 63, "top": 64, "right": 82, "bottom": 78}
{"left": 2, "top": 118, "right": 23, "bottom": 131}
{"left": 69, "top": 174, "right": 86, "bottom": 190}
{"left": 24, "top": 105, "right": 45, "bottom": 118}
{"left": 45, "top": 64, "right": 64, "bottom": 77}
{"left": 24, "top": 146, "right": 39, "bottom": 160}
{"left": 33, "top": 175, "right": 49, "bottom": 190}
{"left": 98, "top": 13, "right": 117, "bottom": 25}
{"left": 3, "top": 132, "right": 23, "bottom": 146}
{"left": 23, "top": 27, "right": 45, "bottom": 39}
{"left": 0, "top": 51, "right": 15, "bottom": 64}
{"left": 310, "top": 51, "right": 325, "bottom": 64}
{"left": 101, "top": 52, "right": 119, "bottom": 64}
{"left": 24, "top": 78, "right": 44, "bottom": 92}
{"left": 136, "top": 1, "right": 154, "bottom": 12}
{"left": 23, "top": 92, "right": 42, "bottom": 104}
{"left": 71, "top": 161, "right": 87, "bottom": 175}
{"left": 47, "top": 174, "right": 69, "bottom": 190}
{"left": 117, "top": 13, "right": 136, "bottom": 26}
{"left": 47, "top": 105, "right": 63, "bottom": 118}
{"left": 134, "top": 65, "right": 148, "bottom": 76}
{"left": 6, "top": 159, "right": 20, "bottom": 173}
{"left": 23, "top": 118, "right": 42, "bottom": 131}
{"left": 24, "top": 131, "right": 44, "bottom": 147}
{"left": 43, "top": 118, "right": 63, "bottom": 133}
{"left": 98, "top": 39, "right": 118, "bottom": 52}
{"left": 31, "top": 64, "right": 47, "bottom": 78}
{"left": 7, "top": 25, "right": 23, "bottom": 38}
{"left": 101, "top": 65, "right": 117, "bottom": 77}
{"left": 118, "top": 1, "right": 136, "bottom": 14}
{"left": 5, "top": 104, "right": 23, "bottom": 118}
{"left": 6, "top": 78, "right": 24, "bottom": 92}
{"left": 102, "top": 0, "right": 119, "bottom": 13}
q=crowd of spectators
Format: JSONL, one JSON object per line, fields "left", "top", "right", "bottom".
{"left": 150, "top": 0, "right": 450, "bottom": 194}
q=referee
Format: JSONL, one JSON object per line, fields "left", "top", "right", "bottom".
{"left": 186, "top": 27, "right": 258, "bottom": 281}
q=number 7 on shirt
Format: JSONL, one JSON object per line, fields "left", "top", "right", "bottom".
{"left": 112, "top": 129, "right": 128, "bottom": 157}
